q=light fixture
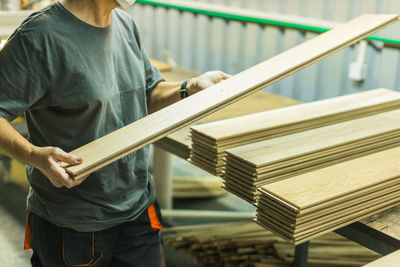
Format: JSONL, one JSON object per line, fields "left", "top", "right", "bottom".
{"left": 0, "top": 39, "right": 7, "bottom": 50}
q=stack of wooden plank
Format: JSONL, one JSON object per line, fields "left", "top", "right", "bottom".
{"left": 190, "top": 89, "right": 400, "bottom": 176}
{"left": 172, "top": 175, "right": 226, "bottom": 198}
{"left": 223, "top": 109, "right": 400, "bottom": 204}
{"left": 256, "top": 146, "right": 400, "bottom": 245}
{"left": 64, "top": 14, "right": 399, "bottom": 179}
{"left": 162, "top": 221, "right": 379, "bottom": 266}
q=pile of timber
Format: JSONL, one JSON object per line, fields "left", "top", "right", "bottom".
{"left": 173, "top": 175, "right": 226, "bottom": 198}
{"left": 256, "top": 146, "right": 400, "bottom": 245}
{"left": 64, "top": 15, "right": 399, "bottom": 180}
{"left": 162, "top": 221, "right": 380, "bottom": 267}
{"left": 223, "top": 108, "right": 400, "bottom": 204}
{"left": 190, "top": 89, "right": 400, "bottom": 176}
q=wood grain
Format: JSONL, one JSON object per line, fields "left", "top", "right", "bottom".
{"left": 255, "top": 146, "right": 400, "bottom": 244}
{"left": 222, "top": 109, "right": 400, "bottom": 204}
{"left": 260, "top": 146, "right": 400, "bottom": 210}
{"left": 64, "top": 14, "right": 400, "bottom": 179}
{"left": 191, "top": 89, "right": 400, "bottom": 175}
{"left": 363, "top": 249, "right": 400, "bottom": 267}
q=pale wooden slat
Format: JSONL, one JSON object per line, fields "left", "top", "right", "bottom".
{"left": 191, "top": 88, "right": 400, "bottom": 141}
{"left": 65, "top": 14, "right": 400, "bottom": 179}
{"left": 255, "top": 200, "right": 399, "bottom": 245}
{"left": 363, "top": 250, "right": 400, "bottom": 267}
{"left": 260, "top": 146, "right": 400, "bottom": 210}
{"left": 225, "top": 109, "right": 400, "bottom": 167}
{"left": 190, "top": 89, "right": 400, "bottom": 175}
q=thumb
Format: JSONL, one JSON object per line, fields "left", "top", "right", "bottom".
{"left": 221, "top": 72, "right": 231, "bottom": 80}
{"left": 54, "top": 149, "right": 83, "bottom": 165}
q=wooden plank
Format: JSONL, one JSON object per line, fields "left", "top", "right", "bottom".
{"left": 226, "top": 134, "right": 400, "bottom": 180}
{"left": 150, "top": 59, "right": 172, "bottom": 72}
{"left": 64, "top": 14, "right": 400, "bottom": 179}
{"left": 192, "top": 89, "right": 400, "bottom": 142}
{"left": 256, "top": 200, "right": 400, "bottom": 245}
{"left": 156, "top": 91, "right": 300, "bottom": 159}
{"left": 191, "top": 89, "right": 400, "bottom": 175}
{"left": 260, "top": 146, "right": 400, "bottom": 210}
{"left": 258, "top": 179, "right": 400, "bottom": 221}
{"left": 363, "top": 249, "right": 400, "bottom": 267}
{"left": 255, "top": 144, "right": 400, "bottom": 244}
{"left": 224, "top": 138, "right": 400, "bottom": 191}
{"left": 225, "top": 110, "right": 400, "bottom": 167}
{"left": 259, "top": 190, "right": 400, "bottom": 233}
{"left": 360, "top": 206, "right": 400, "bottom": 241}
{"left": 222, "top": 110, "right": 400, "bottom": 204}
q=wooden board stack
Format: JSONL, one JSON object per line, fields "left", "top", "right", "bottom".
{"left": 190, "top": 89, "right": 400, "bottom": 176}
{"left": 162, "top": 221, "right": 379, "bottom": 266}
{"left": 172, "top": 175, "right": 226, "bottom": 198}
{"left": 223, "top": 108, "right": 400, "bottom": 204}
{"left": 255, "top": 146, "right": 400, "bottom": 245}
{"left": 64, "top": 14, "right": 399, "bottom": 179}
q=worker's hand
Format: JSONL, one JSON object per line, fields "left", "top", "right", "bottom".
{"left": 29, "top": 146, "right": 86, "bottom": 189}
{"left": 187, "top": 71, "right": 231, "bottom": 95}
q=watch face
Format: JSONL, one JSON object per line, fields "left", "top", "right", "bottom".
{"left": 116, "top": 0, "right": 136, "bottom": 9}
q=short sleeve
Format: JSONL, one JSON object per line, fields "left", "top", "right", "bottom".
{"left": 0, "top": 32, "right": 50, "bottom": 122}
{"left": 131, "top": 21, "right": 164, "bottom": 97}
{"left": 142, "top": 50, "right": 165, "bottom": 97}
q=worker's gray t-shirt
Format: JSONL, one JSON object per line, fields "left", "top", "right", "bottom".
{"left": 0, "top": 2, "right": 164, "bottom": 231}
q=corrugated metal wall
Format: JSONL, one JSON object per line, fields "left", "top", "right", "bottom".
{"left": 128, "top": 0, "right": 400, "bottom": 102}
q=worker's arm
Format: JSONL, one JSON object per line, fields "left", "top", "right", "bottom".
{"left": 0, "top": 118, "right": 85, "bottom": 188}
{"left": 147, "top": 71, "right": 231, "bottom": 114}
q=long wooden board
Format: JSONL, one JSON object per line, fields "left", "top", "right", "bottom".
{"left": 225, "top": 109, "right": 400, "bottom": 167}
{"left": 221, "top": 109, "right": 400, "bottom": 203}
{"left": 191, "top": 89, "right": 400, "bottom": 142}
{"left": 256, "top": 200, "right": 399, "bottom": 245}
{"left": 64, "top": 14, "right": 400, "bottom": 179}
{"left": 190, "top": 89, "right": 400, "bottom": 175}
{"left": 259, "top": 146, "right": 400, "bottom": 210}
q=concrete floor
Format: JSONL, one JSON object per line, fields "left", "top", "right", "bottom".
{"left": 0, "top": 205, "right": 31, "bottom": 266}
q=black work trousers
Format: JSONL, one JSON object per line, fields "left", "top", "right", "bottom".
{"left": 25, "top": 203, "right": 165, "bottom": 267}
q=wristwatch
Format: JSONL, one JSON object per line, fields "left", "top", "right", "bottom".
{"left": 180, "top": 80, "right": 189, "bottom": 99}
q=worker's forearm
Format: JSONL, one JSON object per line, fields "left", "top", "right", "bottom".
{"left": 0, "top": 118, "right": 35, "bottom": 165}
{"left": 147, "top": 81, "right": 182, "bottom": 114}
{"left": 146, "top": 71, "right": 231, "bottom": 114}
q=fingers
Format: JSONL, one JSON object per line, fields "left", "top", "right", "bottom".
{"left": 208, "top": 71, "right": 231, "bottom": 82}
{"left": 47, "top": 156, "right": 87, "bottom": 189}
{"left": 48, "top": 177, "right": 64, "bottom": 188}
{"left": 53, "top": 148, "right": 83, "bottom": 166}
{"left": 220, "top": 72, "right": 232, "bottom": 80}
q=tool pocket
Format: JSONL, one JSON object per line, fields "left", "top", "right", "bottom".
{"left": 62, "top": 229, "right": 103, "bottom": 266}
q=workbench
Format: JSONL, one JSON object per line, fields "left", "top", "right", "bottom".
{"left": 154, "top": 65, "right": 400, "bottom": 265}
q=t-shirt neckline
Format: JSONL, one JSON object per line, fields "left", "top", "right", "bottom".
{"left": 56, "top": 1, "right": 113, "bottom": 32}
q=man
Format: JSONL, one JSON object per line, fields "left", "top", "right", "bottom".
{"left": 0, "top": 0, "right": 230, "bottom": 266}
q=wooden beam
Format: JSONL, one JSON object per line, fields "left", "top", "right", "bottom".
{"left": 64, "top": 14, "right": 400, "bottom": 179}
